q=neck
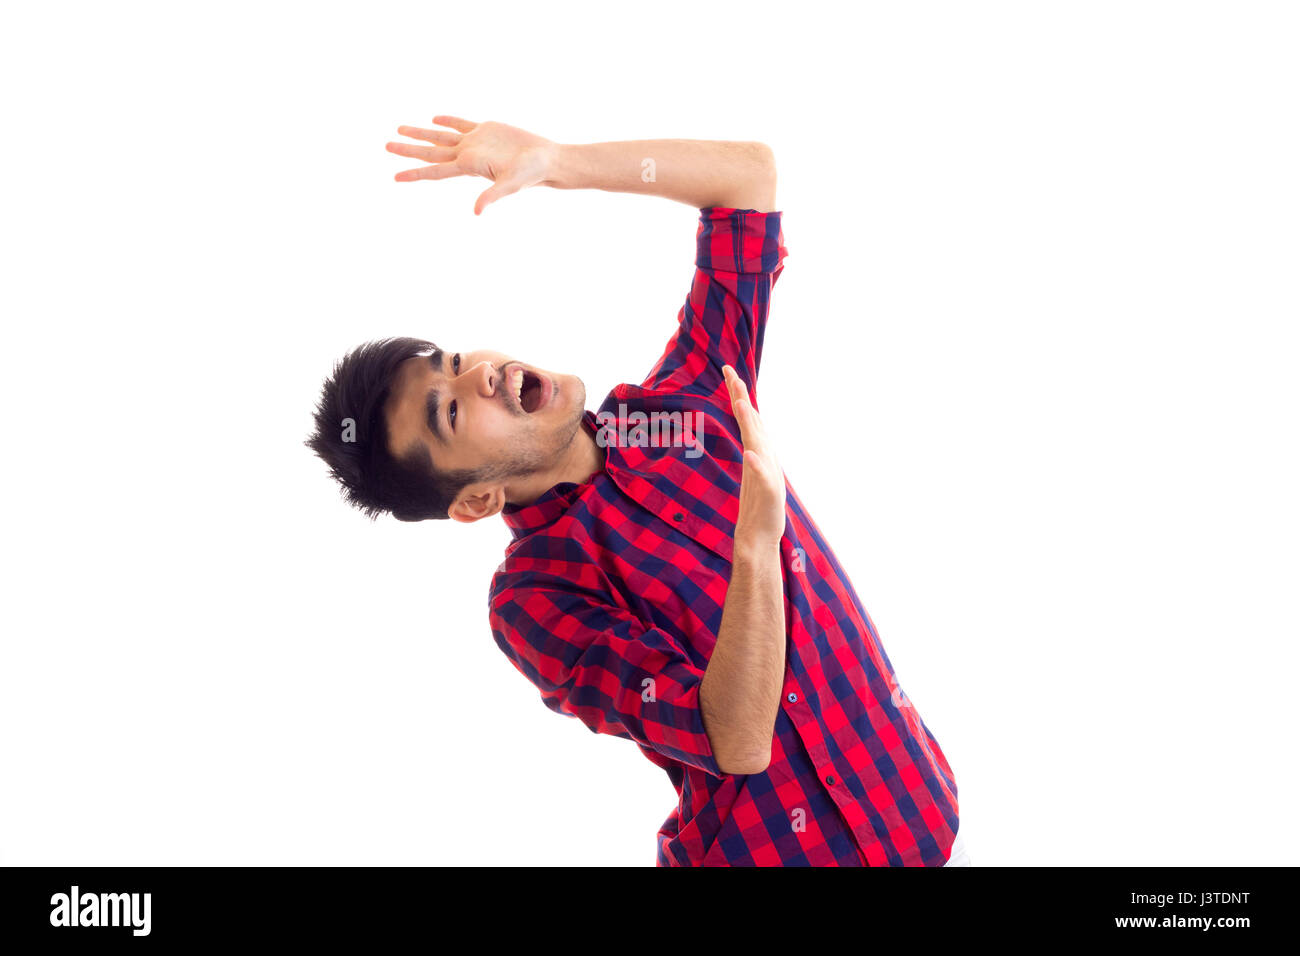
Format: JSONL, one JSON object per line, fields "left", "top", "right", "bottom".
{"left": 504, "top": 415, "right": 604, "bottom": 507}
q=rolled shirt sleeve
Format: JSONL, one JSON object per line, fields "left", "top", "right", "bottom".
{"left": 488, "top": 577, "right": 726, "bottom": 780}
{"left": 643, "top": 206, "right": 788, "bottom": 400}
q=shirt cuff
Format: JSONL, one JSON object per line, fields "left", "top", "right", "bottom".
{"left": 696, "top": 207, "right": 785, "bottom": 275}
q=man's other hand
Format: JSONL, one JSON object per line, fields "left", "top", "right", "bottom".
{"left": 387, "top": 115, "right": 558, "bottom": 215}
{"left": 723, "top": 364, "right": 787, "bottom": 553}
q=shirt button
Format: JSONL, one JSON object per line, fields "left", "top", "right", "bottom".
{"left": 787, "top": 692, "right": 798, "bottom": 703}
{"left": 673, "top": 512, "right": 684, "bottom": 522}
{"left": 825, "top": 774, "right": 836, "bottom": 786}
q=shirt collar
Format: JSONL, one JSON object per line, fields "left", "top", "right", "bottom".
{"left": 500, "top": 408, "right": 605, "bottom": 540}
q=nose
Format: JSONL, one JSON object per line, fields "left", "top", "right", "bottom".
{"left": 466, "top": 359, "right": 498, "bottom": 398}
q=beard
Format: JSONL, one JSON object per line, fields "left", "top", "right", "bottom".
{"left": 479, "top": 375, "right": 587, "bottom": 484}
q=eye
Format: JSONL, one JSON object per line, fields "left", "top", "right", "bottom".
{"left": 448, "top": 354, "right": 461, "bottom": 432}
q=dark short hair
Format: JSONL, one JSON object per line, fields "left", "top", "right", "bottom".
{"left": 305, "top": 336, "right": 478, "bottom": 521}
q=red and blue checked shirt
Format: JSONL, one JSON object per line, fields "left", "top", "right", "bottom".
{"left": 488, "top": 207, "right": 960, "bottom": 866}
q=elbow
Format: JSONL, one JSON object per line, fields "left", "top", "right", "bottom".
{"left": 753, "top": 141, "right": 776, "bottom": 176}
{"left": 700, "top": 680, "right": 775, "bottom": 775}
{"left": 726, "top": 758, "right": 770, "bottom": 776}
{"left": 743, "top": 142, "right": 777, "bottom": 212}
{"left": 716, "top": 739, "right": 773, "bottom": 776}
{"left": 720, "top": 754, "right": 771, "bottom": 776}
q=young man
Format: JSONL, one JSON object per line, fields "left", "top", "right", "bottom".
{"left": 306, "top": 115, "right": 965, "bottom": 866}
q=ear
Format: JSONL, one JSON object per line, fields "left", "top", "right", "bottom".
{"left": 448, "top": 484, "right": 506, "bottom": 524}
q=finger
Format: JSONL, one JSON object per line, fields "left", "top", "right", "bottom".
{"left": 394, "top": 162, "right": 464, "bottom": 183}
{"left": 722, "top": 365, "right": 755, "bottom": 419}
{"left": 722, "top": 364, "right": 745, "bottom": 403}
{"left": 727, "top": 384, "right": 769, "bottom": 455}
{"left": 738, "top": 403, "right": 772, "bottom": 458}
{"left": 722, "top": 363, "right": 753, "bottom": 402}
{"left": 474, "top": 180, "right": 519, "bottom": 215}
{"left": 722, "top": 366, "right": 751, "bottom": 421}
{"left": 397, "top": 125, "right": 461, "bottom": 146}
{"left": 744, "top": 440, "right": 781, "bottom": 476}
{"left": 734, "top": 391, "right": 772, "bottom": 455}
{"left": 433, "top": 114, "right": 477, "bottom": 132}
{"left": 741, "top": 450, "right": 782, "bottom": 494}
{"left": 386, "top": 141, "right": 456, "bottom": 163}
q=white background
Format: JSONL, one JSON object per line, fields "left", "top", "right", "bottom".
{"left": 2, "top": 1, "right": 1296, "bottom": 866}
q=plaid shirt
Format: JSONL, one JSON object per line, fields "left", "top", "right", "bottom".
{"left": 489, "top": 207, "right": 960, "bottom": 865}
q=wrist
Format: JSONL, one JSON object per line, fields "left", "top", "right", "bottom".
{"left": 541, "top": 142, "right": 583, "bottom": 190}
{"left": 732, "top": 528, "right": 782, "bottom": 566}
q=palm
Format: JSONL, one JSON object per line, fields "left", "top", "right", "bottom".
{"left": 723, "top": 364, "right": 787, "bottom": 547}
{"left": 386, "top": 115, "right": 557, "bottom": 215}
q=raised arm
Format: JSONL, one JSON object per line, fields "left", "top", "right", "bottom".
{"left": 698, "top": 363, "right": 788, "bottom": 774}
{"left": 386, "top": 115, "right": 777, "bottom": 214}
{"left": 545, "top": 138, "right": 776, "bottom": 211}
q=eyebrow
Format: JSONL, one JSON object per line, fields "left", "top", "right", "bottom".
{"left": 424, "top": 349, "right": 446, "bottom": 444}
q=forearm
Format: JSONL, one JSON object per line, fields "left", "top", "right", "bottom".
{"left": 544, "top": 139, "right": 777, "bottom": 212}
{"left": 699, "top": 535, "right": 786, "bottom": 775}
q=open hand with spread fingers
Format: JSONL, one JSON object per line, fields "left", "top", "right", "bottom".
{"left": 723, "top": 364, "right": 787, "bottom": 551}
{"left": 386, "top": 115, "right": 559, "bottom": 215}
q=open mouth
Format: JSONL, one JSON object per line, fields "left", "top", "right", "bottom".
{"left": 507, "top": 365, "right": 546, "bottom": 414}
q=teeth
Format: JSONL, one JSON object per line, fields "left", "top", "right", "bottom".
{"left": 511, "top": 368, "right": 524, "bottom": 402}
